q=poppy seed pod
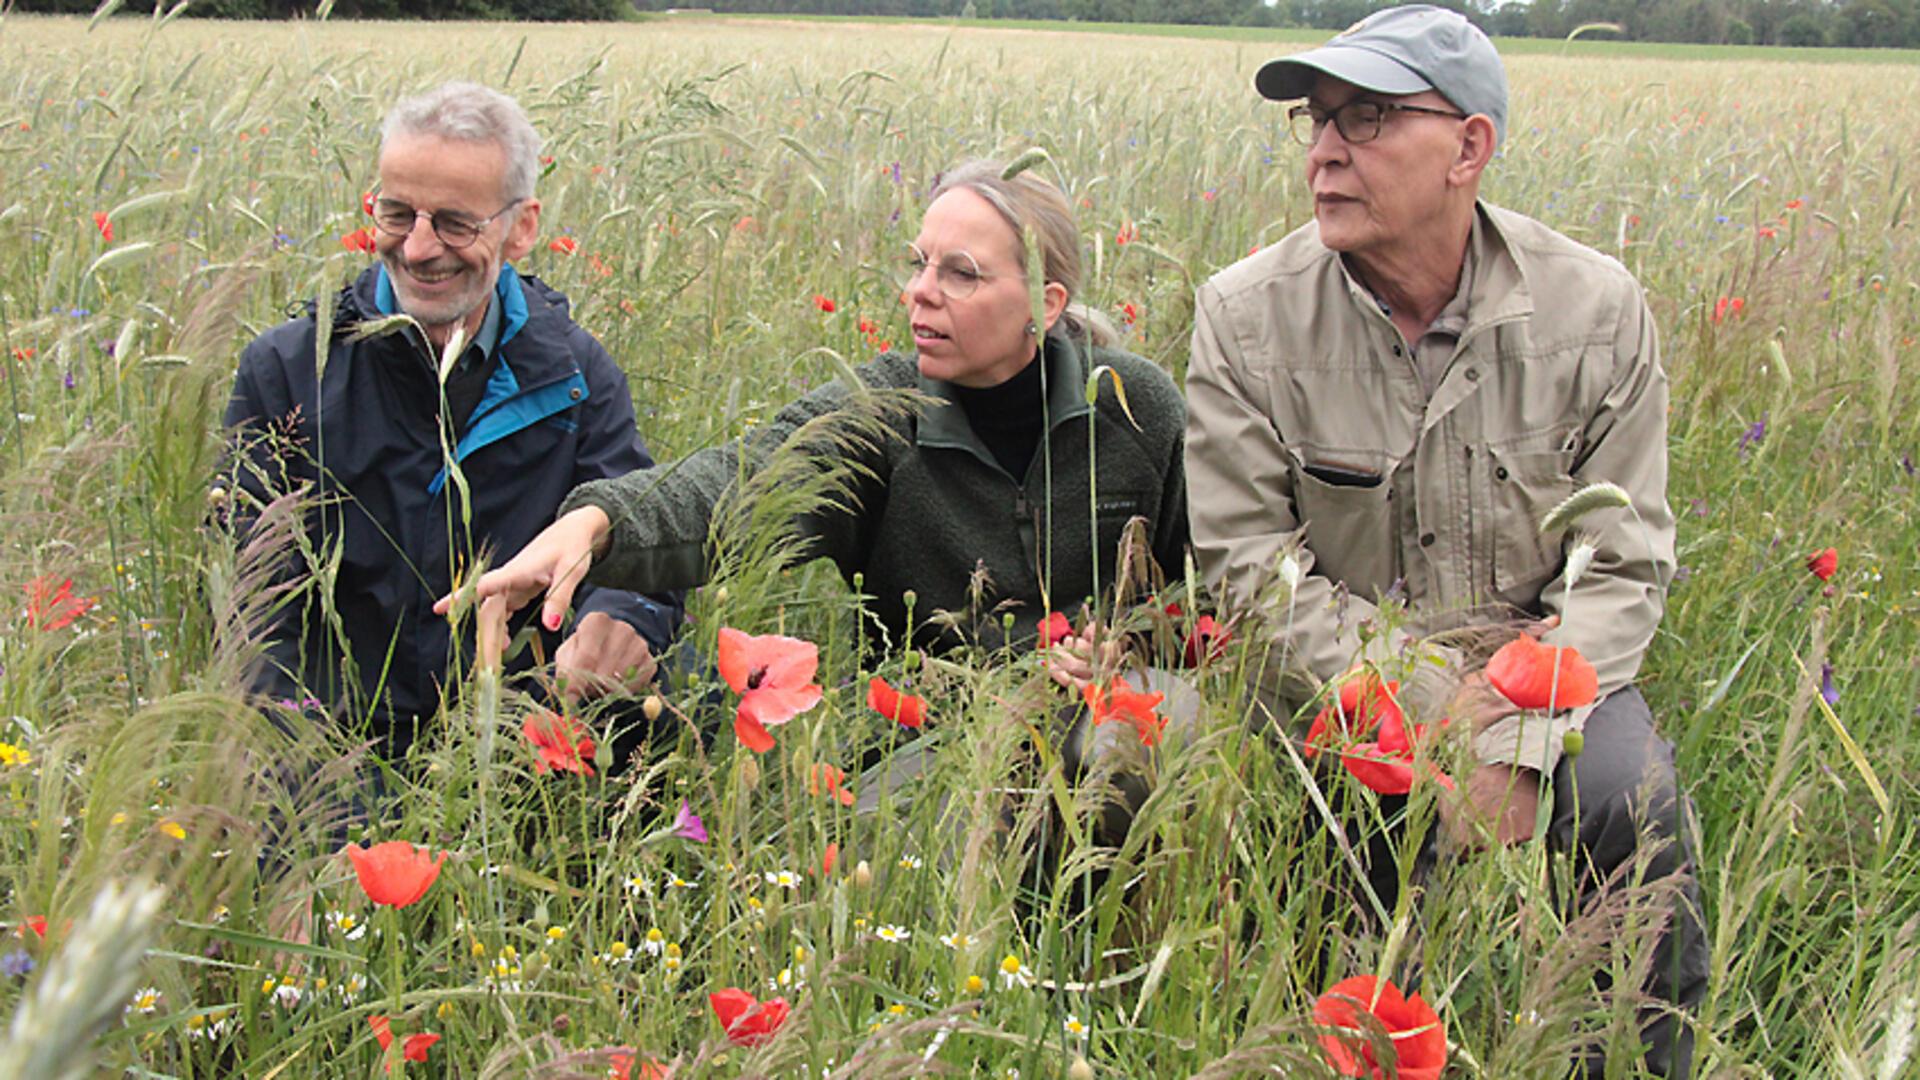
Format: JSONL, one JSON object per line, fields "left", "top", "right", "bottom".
{"left": 1562, "top": 729, "right": 1586, "bottom": 758}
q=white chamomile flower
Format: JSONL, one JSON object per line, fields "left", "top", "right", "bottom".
{"left": 764, "top": 869, "right": 801, "bottom": 890}
{"left": 999, "top": 953, "right": 1034, "bottom": 989}
{"left": 665, "top": 873, "right": 697, "bottom": 891}
{"left": 271, "top": 979, "right": 304, "bottom": 1009}
{"left": 625, "top": 874, "right": 648, "bottom": 898}
{"left": 897, "top": 854, "right": 923, "bottom": 870}
{"left": 599, "top": 940, "right": 633, "bottom": 966}
{"left": 876, "top": 924, "right": 911, "bottom": 944}
{"left": 126, "top": 986, "right": 162, "bottom": 1015}
{"left": 326, "top": 909, "right": 367, "bottom": 941}
{"left": 1064, "top": 1013, "right": 1087, "bottom": 1039}
{"left": 642, "top": 927, "right": 667, "bottom": 956}
{"left": 339, "top": 973, "right": 367, "bottom": 1003}
{"left": 940, "top": 931, "right": 974, "bottom": 950}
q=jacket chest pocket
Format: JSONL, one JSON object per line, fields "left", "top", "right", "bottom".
{"left": 1481, "top": 437, "right": 1579, "bottom": 600}
{"left": 1093, "top": 490, "right": 1149, "bottom": 561}
{"left": 1289, "top": 456, "right": 1396, "bottom": 600}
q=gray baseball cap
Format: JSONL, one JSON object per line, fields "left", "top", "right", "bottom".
{"left": 1255, "top": 5, "right": 1508, "bottom": 143}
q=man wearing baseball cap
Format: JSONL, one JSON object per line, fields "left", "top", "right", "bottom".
{"left": 1185, "top": 6, "right": 1706, "bottom": 1076}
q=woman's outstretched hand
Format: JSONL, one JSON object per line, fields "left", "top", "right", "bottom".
{"left": 433, "top": 505, "right": 613, "bottom": 672}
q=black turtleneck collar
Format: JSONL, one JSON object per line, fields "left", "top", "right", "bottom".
{"left": 950, "top": 342, "right": 1047, "bottom": 479}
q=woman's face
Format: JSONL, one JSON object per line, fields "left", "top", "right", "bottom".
{"left": 906, "top": 188, "right": 1065, "bottom": 389}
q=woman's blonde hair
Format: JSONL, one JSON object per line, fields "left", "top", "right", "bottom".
{"left": 927, "top": 160, "right": 1118, "bottom": 348}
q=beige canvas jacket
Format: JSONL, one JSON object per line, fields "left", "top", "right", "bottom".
{"left": 1186, "top": 203, "right": 1675, "bottom": 777}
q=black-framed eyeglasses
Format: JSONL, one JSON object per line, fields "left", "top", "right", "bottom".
{"left": 370, "top": 196, "right": 523, "bottom": 249}
{"left": 894, "top": 242, "right": 1021, "bottom": 301}
{"left": 1287, "top": 100, "right": 1467, "bottom": 146}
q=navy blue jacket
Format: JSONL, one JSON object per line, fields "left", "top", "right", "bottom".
{"left": 224, "top": 263, "right": 679, "bottom": 757}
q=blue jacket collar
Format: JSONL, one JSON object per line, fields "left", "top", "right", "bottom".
{"left": 371, "top": 262, "right": 531, "bottom": 350}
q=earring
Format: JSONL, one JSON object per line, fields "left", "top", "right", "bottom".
{"left": 1025, "top": 320, "right": 1038, "bottom": 336}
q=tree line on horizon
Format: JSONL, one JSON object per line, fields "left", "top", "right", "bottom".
{"left": 13, "top": 0, "right": 1920, "bottom": 56}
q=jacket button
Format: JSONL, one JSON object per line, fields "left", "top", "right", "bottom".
{"left": 1419, "top": 531, "right": 1436, "bottom": 547}
{"left": 1464, "top": 368, "right": 1480, "bottom": 381}
{"left": 1392, "top": 345, "right": 1403, "bottom": 357}
{"left": 1495, "top": 466, "right": 1510, "bottom": 481}
{"left": 569, "top": 387, "right": 582, "bottom": 401}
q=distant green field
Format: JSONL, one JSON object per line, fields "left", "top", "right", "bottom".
{"left": 715, "top": 11, "right": 1920, "bottom": 63}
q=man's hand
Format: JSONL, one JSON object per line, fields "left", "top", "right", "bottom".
{"left": 1045, "top": 630, "right": 1125, "bottom": 692}
{"left": 1442, "top": 763, "right": 1544, "bottom": 849}
{"left": 554, "top": 611, "right": 658, "bottom": 702}
{"left": 434, "top": 505, "right": 612, "bottom": 673}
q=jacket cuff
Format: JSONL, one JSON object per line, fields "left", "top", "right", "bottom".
{"left": 1472, "top": 701, "right": 1594, "bottom": 775}
{"left": 574, "top": 585, "right": 679, "bottom": 658}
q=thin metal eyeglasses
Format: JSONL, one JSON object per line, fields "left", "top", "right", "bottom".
{"left": 895, "top": 242, "right": 1021, "bottom": 301}
{"left": 1286, "top": 100, "right": 1467, "bottom": 146}
{"left": 371, "top": 197, "right": 523, "bottom": 249}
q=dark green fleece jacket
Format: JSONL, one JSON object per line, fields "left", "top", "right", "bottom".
{"left": 560, "top": 333, "right": 1188, "bottom": 654}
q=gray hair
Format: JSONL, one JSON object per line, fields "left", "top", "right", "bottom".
{"left": 380, "top": 81, "right": 543, "bottom": 203}
{"left": 929, "top": 160, "right": 1118, "bottom": 348}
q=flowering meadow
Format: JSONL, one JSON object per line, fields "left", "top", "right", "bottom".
{"left": 2, "top": 11, "right": 1918, "bottom": 1078}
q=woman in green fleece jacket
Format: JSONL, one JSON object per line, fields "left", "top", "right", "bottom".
{"left": 450, "top": 159, "right": 1188, "bottom": 673}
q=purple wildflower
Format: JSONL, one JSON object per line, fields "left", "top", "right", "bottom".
{"left": 1819, "top": 663, "right": 1839, "bottom": 707}
{"left": 672, "top": 800, "right": 707, "bottom": 844}
{"left": 1738, "top": 414, "right": 1768, "bottom": 457}
{"left": 0, "top": 949, "right": 32, "bottom": 978}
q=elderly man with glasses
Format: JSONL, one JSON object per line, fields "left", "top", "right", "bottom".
{"left": 1185, "top": 7, "right": 1706, "bottom": 1076}
{"left": 223, "top": 81, "right": 679, "bottom": 771}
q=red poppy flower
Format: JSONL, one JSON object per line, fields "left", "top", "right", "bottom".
{"left": 1312, "top": 974, "right": 1446, "bottom": 1080}
{"left": 343, "top": 841, "right": 445, "bottom": 908}
{"left": 1784, "top": 198, "right": 1805, "bottom": 211}
{"left": 1083, "top": 681, "right": 1167, "bottom": 747}
{"left": 821, "top": 840, "right": 839, "bottom": 877}
{"left": 858, "top": 317, "right": 877, "bottom": 335}
{"left": 1484, "top": 635, "right": 1599, "bottom": 711}
{"left": 340, "top": 227, "right": 377, "bottom": 254}
{"left": 867, "top": 676, "right": 926, "bottom": 728}
{"left": 92, "top": 211, "right": 112, "bottom": 242}
{"left": 1114, "top": 222, "right": 1137, "bottom": 246}
{"left": 25, "top": 576, "right": 95, "bottom": 631}
{"left": 1806, "top": 547, "right": 1838, "bottom": 581}
{"left": 1711, "top": 296, "right": 1744, "bottom": 325}
{"left": 522, "top": 711, "right": 595, "bottom": 776}
{"left": 10, "top": 347, "right": 34, "bottom": 361}
{"left": 709, "top": 987, "right": 789, "bottom": 1046}
{"left": 1038, "top": 611, "right": 1073, "bottom": 647}
{"left": 16, "top": 915, "right": 47, "bottom": 939}
{"left": 808, "top": 762, "right": 857, "bottom": 807}
{"left": 1121, "top": 301, "right": 1138, "bottom": 324}
{"left": 717, "top": 627, "right": 823, "bottom": 754}
{"left": 549, "top": 235, "right": 578, "bottom": 255}
{"left": 361, "top": 191, "right": 377, "bottom": 215}
{"left": 812, "top": 294, "right": 836, "bottom": 313}
{"left": 1304, "top": 675, "right": 1401, "bottom": 759}
{"left": 1758, "top": 225, "right": 1778, "bottom": 240}
{"left": 1339, "top": 718, "right": 1452, "bottom": 795}
{"left": 1182, "top": 613, "right": 1231, "bottom": 667}
{"left": 606, "top": 1049, "right": 668, "bottom": 1080}
{"left": 369, "top": 1015, "right": 441, "bottom": 1064}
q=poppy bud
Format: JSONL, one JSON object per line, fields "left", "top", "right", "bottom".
{"left": 738, "top": 755, "right": 760, "bottom": 791}
{"left": 642, "top": 694, "right": 664, "bottom": 722}
{"left": 713, "top": 586, "right": 729, "bottom": 605}
{"left": 551, "top": 1012, "right": 571, "bottom": 1035}
{"left": 1562, "top": 730, "right": 1585, "bottom": 759}
{"left": 902, "top": 589, "right": 917, "bottom": 610}
{"left": 853, "top": 860, "right": 873, "bottom": 889}
{"left": 1069, "top": 1056, "right": 1095, "bottom": 1080}
{"left": 903, "top": 649, "right": 921, "bottom": 670}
